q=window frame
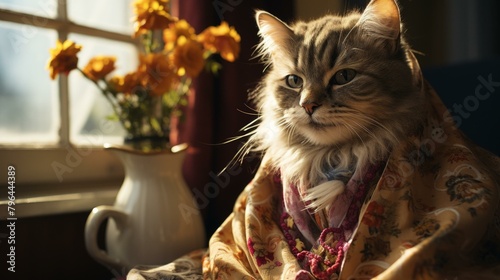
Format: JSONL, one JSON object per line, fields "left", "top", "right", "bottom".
{"left": 0, "top": 1, "right": 141, "bottom": 217}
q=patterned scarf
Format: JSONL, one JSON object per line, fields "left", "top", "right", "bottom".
{"left": 129, "top": 83, "right": 500, "bottom": 280}
{"left": 280, "top": 163, "right": 385, "bottom": 279}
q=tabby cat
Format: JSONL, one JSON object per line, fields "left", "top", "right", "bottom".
{"left": 127, "top": 1, "right": 500, "bottom": 279}
{"left": 240, "top": 0, "right": 425, "bottom": 212}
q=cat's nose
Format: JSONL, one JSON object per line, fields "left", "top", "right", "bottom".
{"left": 301, "top": 102, "right": 320, "bottom": 115}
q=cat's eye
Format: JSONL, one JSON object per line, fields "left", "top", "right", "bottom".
{"left": 285, "top": 74, "right": 303, "bottom": 88}
{"left": 332, "top": 69, "right": 357, "bottom": 85}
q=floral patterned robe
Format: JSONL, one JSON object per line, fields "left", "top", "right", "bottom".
{"left": 129, "top": 83, "right": 500, "bottom": 279}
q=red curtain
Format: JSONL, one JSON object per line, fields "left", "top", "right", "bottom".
{"left": 175, "top": 1, "right": 294, "bottom": 238}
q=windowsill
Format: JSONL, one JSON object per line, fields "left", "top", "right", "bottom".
{"left": 0, "top": 145, "right": 125, "bottom": 218}
{"left": 0, "top": 181, "right": 121, "bottom": 218}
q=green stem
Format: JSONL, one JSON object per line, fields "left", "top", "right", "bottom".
{"left": 142, "top": 31, "right": 155, "bottom": 54}
{"left": 77, "top": 68, "right": 126, "bottom": 132}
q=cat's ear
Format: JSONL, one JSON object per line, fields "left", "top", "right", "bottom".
{"left": 255, "top": 11, "right": 294, "bottom": 58}
{"left": 407, "top": 50, "right": 424, "bottom": 89}
{"left": 357, "top": 0, "right": 401, "bottom": 49}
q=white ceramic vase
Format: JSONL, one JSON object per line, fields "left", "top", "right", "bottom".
{"left": 84, "top": 143, "right": 205, "bottom": 275}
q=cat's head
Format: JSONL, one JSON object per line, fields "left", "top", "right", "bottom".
{"left": 251, "top": 0, "right": 424, "bottom": 154}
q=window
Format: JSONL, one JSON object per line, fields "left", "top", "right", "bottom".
{"left": 0, "top": 21, "right": 59, "bottom": 144}
{"left": 0, "top": 0, "right": 140, "bottom": 216}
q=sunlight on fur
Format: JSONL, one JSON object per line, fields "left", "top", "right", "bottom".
{"left": 235, "top": 0, "right": 425, "bottom": 213}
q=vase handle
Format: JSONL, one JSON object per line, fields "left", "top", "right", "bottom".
{"left": 85, "top": 205, "right": 128, "bottom": 273}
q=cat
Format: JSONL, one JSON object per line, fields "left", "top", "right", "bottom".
{"left": 237, "top": 0, "right": 426, "bottom": 213}
{"left": 127, "top": 1, "right": 500, "bottom": 279}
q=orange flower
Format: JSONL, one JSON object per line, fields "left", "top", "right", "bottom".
{"left": 172, "top": 36, "right": 204, "bottom": 77}
{"left": 83, "top": 56, "right": 116, "bottom": 81}
{"left": 47, "top": 40, "right": 82, "bottom": 80}
{"left": 163, "top": 19, "right": 196, "bottom": 51}
{"left": 133, "top": 0, "right": 176, "bottom": 37}
{"left": 198, "top": 21, "right": 241, "bottom": 62}
{"left": 108, "top": 72, "right": 142, "bottom": 95}
{"left": 138, "top": 53, "right": 177, "bottom": 96}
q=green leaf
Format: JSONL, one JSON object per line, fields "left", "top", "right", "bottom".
{"left": 150, "top": 118, "right": 162, "bottom": 133}
{"left": 205, "top": 59, "right": 222, "bottom": 75}
{"left": 106, "top": 114, "right": 120, "bottom": 121}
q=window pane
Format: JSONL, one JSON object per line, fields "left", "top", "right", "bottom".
{"left": 67, "top": 0, "right": 134, "bottom": 35}
{"left": 0, "top": 0, "right": 57, "bottom": 18}
{"left": 68, "top": 33, "right": 138, "bottom": 146}
{"left": 0, "top": 21, "right": 59, "bottom": 144}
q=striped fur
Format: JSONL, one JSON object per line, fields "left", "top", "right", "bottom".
{"left": 240, "top": 0, "right": 425, "bottom": 212}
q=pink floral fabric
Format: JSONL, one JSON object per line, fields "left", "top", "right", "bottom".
{"left": 129, "top": 83, "right": 500, "bottom": 279}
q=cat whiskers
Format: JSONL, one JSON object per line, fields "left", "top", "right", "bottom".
{"left": 341, "top": 20, "right": 358, "bottom": 47}
{"left": 240, "top": 116, "right": 262, "bottom": 132}
{"left": 221, "top": 143, "right": 248, "bottom": 175}
{"left": 344, "top": 112, "right": 401, "bottom": 154}
{"left": 339, "top": 120, "right": 368, "bottom": 151}
{"left": 276, "top": 116, "right": 296, "bottom": 145}
{"left": 354, "top": 113, "right": 401, "bottom": 146}
{"left": 220, "top": 116, "right": 262, "bottom": 174}
{"left": 350, "top": 47, "right": 366, "bottom": 53}
{"left": 336, "top": 12, "right": 348, "bottom": 51}
{"left": 237, "top": 109, "right": 260, "bottom": 117}
{"left": 344, "top": 114, "right": 380, "bottom": 141}
{"left": 221, "top": 117, "right": 261, "bottom": 146}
